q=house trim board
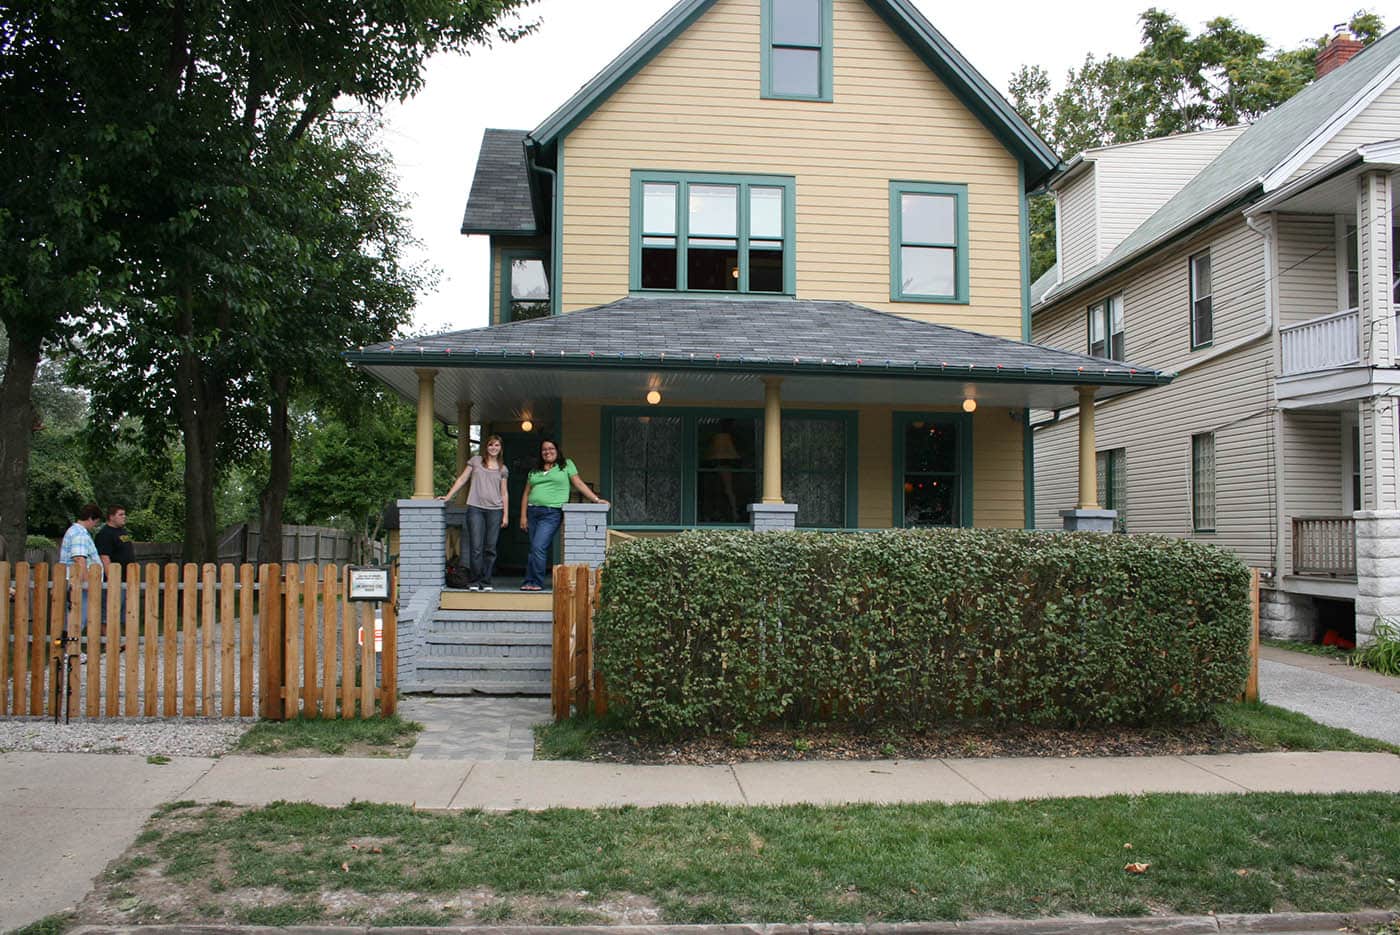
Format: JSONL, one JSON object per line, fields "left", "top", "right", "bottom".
{"left": 1276, "top": 366, "right": 1400, "bottom": 409}
{"left": 1022, "top": 407, "right": 1035, "bottom": 529}
{"left": 553, "top": 139, "right": 564, "bottom": 314}
{"left": 598, "top": 404, "right": 859, "bottom": 529}
{"left": 891, "top": 410, "right": 974, "bottom": 528}
{"left": 759, "top": 0, "right": 834, "bottom": 102}
{"left": 1019, "top": 160, "right": 1031, "bottom": 342}
{"left": 527, "top": 0, "right": 1057, "bottom": 189}
{"left": 1262, "top": 58, "right": 1400, "bottom": 192}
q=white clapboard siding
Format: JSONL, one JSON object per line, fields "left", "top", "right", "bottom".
{"left": 1281, "top": 411, "right": 1346, "bottom": 577}
{"left": 1277, "top": 214, "right": 1341, "bottom": 327}
{"left": 1299, "top": 77, "right": 1400, "bottom": 177}
{"left": 1056, "top": 169, "right": 1098, "bottom": 282}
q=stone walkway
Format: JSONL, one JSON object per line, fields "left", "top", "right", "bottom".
{"left": 1259, "top": 646, "right": 1400, "bottom": 746}
{"left": 397, "top": 695, "right": 548, "bottom": 760}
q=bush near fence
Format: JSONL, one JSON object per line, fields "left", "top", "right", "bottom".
{"left": 593, "top": 529, "right": 1252, "bottom": 735}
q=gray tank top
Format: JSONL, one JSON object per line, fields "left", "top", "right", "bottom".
{"left": 465, "top": 455, "right": 508, "bottom": 510}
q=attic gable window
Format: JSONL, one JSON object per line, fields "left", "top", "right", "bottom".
{"left": 762, "top": 0, "right": 833, "bottom": 101}
{"left": 631, "top": 171, "right": 795, "bottom": 295}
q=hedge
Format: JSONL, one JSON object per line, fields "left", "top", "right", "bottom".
{"left": 593, "top": 529, "right": 1251, "bottom": 735}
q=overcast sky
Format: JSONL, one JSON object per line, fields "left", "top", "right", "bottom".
{"left": 379, "top": 0, "right": 1396, "bottom": 336}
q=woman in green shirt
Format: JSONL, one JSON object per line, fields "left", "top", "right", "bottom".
{"left": 519, "top": 438, "right": 608, "bottom": 590}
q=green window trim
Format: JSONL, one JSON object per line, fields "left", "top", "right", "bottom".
{"left": 600, "top": 405, "right": 858, "bottom": 529}
{"left": 629, "top": 170, "right": 797, "bottom": 296}
{"left": 499, "top": 249, "right": 550, "bottom": 324}
{"left": 760, "top": 0, "right": 833, "bottom": 102}
{"left": 891, "top": 411, "right": 974, "bottom": 528}
{"left": 889, "top": 181, "right": 969, "bottom": 304}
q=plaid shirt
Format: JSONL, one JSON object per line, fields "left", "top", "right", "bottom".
{"left": 58, "top": 522, "right": 101, "bottom": 569}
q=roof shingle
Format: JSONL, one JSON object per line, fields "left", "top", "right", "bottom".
{"left": 460, "top": 129, "right": 536, "bottom": 235}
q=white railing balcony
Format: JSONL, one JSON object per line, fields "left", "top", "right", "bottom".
{"left": 1292, "top": 516, "right": 1356, "bottom": 578}
{"left": 1280, "top": 308, "right": 1359, "bottom": 375}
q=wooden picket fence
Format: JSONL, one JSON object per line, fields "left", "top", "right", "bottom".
{"left": 551, "top": 564, "right": 607, "bottom": 721}
{"left": 0, "top": 562, "right": 396, "bottom": 720}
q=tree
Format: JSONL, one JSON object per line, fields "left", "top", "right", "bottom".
{"left": 57, "top": 0, "right": 535, "bottom": 561}
{"left": 1011, "top": 8, "right": 1385, "bottom": 281}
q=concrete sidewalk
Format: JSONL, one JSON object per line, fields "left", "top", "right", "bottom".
{"left": 175, "top": 749, "right": 1400, "bottom": 810}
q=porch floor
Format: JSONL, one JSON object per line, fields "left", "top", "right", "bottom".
{"left": 441, "top": 579, "right": 553, "bottom": 612}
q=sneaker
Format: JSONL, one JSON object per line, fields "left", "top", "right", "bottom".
{"left": 480, "top": 583, "right": 494, "bottom": 592}
{"left": 468, "top": 583, "right": 481, "bottom": 592}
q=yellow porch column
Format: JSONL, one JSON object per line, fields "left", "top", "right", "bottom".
{"left": 455, "top": 401, "right": 473, "bottom": 506}
{"left": 762, "top": 377, "right": 784, "bottom": 503}
{"left": 413, "top": 368, "right": 437, "bottom": 500}
{"left": 1077, "top": 385, "right": 1099, "bottom": 510}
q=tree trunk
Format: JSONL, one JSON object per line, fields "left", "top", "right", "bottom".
{"left": 174, "top": 287, "right": 226, "bottom": 563}
{"left": 257, "top": 373, "right": 291, "bottom": 564}
{"left": 0, "top": 329, "right": 42, "bottom": 561}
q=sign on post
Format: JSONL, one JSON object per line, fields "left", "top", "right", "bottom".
{"left": 347, "top": 566, "right": 390, "bottom": 602}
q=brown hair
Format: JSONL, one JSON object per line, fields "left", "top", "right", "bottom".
{"left": 479, "top": 435, "right": 504, "bottom": 469}
{"left": 78, "top": 503, "right": 102, "bottom": 522}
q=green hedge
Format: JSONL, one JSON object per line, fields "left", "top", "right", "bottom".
{"left": 594, "top": 529, "right": 1251, "bottom": 735}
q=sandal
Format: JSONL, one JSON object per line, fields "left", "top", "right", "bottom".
{"left": 520, "top": 583, "right": 543, "bottom": 591}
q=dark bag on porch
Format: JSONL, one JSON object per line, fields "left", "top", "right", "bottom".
{"left": 445, "top": 560, "right": 472, "bottom": 589}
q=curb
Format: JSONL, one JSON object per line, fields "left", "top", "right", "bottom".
{"left": 68, "top": 910, "right": 1400, "bottom": 935}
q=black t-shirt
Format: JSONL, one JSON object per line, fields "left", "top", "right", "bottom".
{"left": 94, "top": 524, "right": 136, "bottom": 566}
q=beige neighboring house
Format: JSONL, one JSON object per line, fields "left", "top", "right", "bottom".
{"left": 1031, "top": 30, "right": 1400, "bottom": 646}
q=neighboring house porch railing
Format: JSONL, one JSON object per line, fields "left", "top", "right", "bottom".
{"left": 1280, "top": 308, "right": 1359, "bottom": 375}
{"left": 1291, "top": 516, "right": 1357, "bottom": 577}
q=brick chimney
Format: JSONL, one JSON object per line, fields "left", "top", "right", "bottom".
{"left": 1317, "top": 30, "right": 1364, "bottom": 78}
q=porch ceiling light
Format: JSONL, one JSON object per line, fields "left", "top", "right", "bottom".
{"left": 521, "top": 419, "right": 534, "bottom": 432}
{"left": 962, "top": 398, "right": 977, "bottom": 413}
{"left": 646, "top": 389, "right": 662, "bottom": 405}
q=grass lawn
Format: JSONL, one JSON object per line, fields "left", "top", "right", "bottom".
{"left": 83, "top": 794, "right": 1400, "bottom": 927}
{"left": 535, "top": 702, "right": 1399, "bottom": 762}
{"left": 234, "top": 715, "right": 422, "bottom": 757}
{"left": 1262, "top": 638, "right": 1355, "bottom": 661}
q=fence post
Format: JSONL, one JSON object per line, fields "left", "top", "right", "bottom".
{"left": 551, "top": 566, "right": 569, "bottom": 721}
{"left": 0, "top": 561, "right": 9, "bottom": 716}
{"left": 381, "top": 571, "right": 398, "bottom": 716}
{"left": 573, "top": 565, "right": 590, "bottom": 714}
{"left": 1246, "top": 568, "right": 1261, "bottom": 702}
{"left": 592, "top": 567, "right": 608, "bottom": 718}
{"left": 261, "top": 563, "right": 284, "bottom": 719}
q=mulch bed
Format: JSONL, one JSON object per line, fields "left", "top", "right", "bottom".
{"left": 581, "top": 721, "right": 1268, "bottom": 765}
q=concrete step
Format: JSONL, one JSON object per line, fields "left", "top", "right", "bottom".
{"left": 427, "top": 633, "right": 551, "bottom": 647}
{"left": 416, "top": 657, "right": 551, "bottom": 671}
{"left": 429, "top": 617, "right": 552, "bottom": 636}
{"left": 433, "top": 609, "right": 553, "bottom": 623}
{"left": 427, "top": 682, "right": 550, "bottom": 696}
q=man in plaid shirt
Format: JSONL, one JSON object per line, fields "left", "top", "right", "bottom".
{"left": 59, "top": 503, "right": 103, "bottom": 630}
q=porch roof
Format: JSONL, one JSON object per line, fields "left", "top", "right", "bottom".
{"left": 346, "top": 297, "right": 1174, "bottom": 422}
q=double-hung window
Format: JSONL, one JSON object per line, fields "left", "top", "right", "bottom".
{"left": 762, "top": 0, "right": 832, "bottom": 101}
{"left": 890, "top": 182, "right": 968, "bottom": 303}
{"left": 1190, "top": 250, "right": 1213, "bottom": 348}
{"left": 501, "top": 252, "right": 549, "bottom": 322}
{"left": 1191, "top": 432, "right": 1215, "bottom": 533}
{"left": 894, "top": 412, "right": 972, "bottom": 527}
{"left": 632, "top": 172, "right": 795, "bottom": 295}
{"left": 1088, "top": 294, "right": 1124, "bottom": 360}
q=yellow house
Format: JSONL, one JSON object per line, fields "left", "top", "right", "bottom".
{"left": 347, "top": 0, "right": 1172, "bottom": 693}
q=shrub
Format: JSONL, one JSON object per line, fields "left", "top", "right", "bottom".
{"left": 594, "top": 529, "right": 1251, "bottom": 735}
{"left": 1353, "top": 619, "right": 1400, "bottom": 676}
{"left": 25, "top": 534, "right": 57, "bottom": 550}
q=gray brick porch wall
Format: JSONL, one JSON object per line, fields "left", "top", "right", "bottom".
{"left": 1355, "top": 509, "right": 1400, "bottom": 646}
{"left": 749, "top": 503, "right": 798, "bottom": 531}
{"left": 562, "top": 503, "right": 610, "bottom": 568}
{"left": 396, "top": 498, "right": 445, "bottom": 687}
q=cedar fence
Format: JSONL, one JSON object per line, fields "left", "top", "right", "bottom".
{"left": 551, "top": 564, "right": 607, "bottom": 721}
{"left": 0, "top": 562, "right": 396, "bottom": 721}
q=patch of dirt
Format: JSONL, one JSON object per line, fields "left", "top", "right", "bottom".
{"left": 578, "top": 720, "right": 1269, "bottom": 765}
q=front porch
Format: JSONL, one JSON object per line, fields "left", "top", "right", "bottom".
{"left": 350, "top": 297, "right": 1172, "bottom": 692}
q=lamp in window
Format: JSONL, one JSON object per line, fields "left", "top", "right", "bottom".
{"left": 645, "top": 389, "right": 662, "bottom": 405}
{"left": 521, "top": 419, "right": 534, "bottom": 432}
{"left": 962, "top": 398, "right": 977, "bottom": 413}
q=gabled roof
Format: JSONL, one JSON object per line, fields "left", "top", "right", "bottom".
{"left": 348, "top": 296, "right": 1170, "bottom": 392}
{"left": 526, "top": 0, "right": 1059, "bottom": 188}
{"left": 1036, "top": 27, "right": 1400, "bottom": 309}
{"left": 460, "top": 129, "right": 536, "bottom": 236}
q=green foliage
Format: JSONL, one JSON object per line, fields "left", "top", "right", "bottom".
{"left": 1353, "top": 619, "right": 1400, "bottom": 676}
{"left": 6, "top": 911, "right": 76, "bottom": 935}
{"left": 24, "top": 534, "right": 55, "bottom": 549}
{"left": 25, "top": 424, "right": 94, "bottom": 536}
{"left": 1215, "top": 702, "right": 1398, "bottom": 753}
{"left": 235, "top": 715, "right": 422, "bottom": 756}
{"left": 594, "top": 529, "right": 1251, "bottom": 735}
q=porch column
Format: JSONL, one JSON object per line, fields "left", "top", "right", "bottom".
{"left": 455, "top": 401, "right": 473, "bottom": 506}
{"left": 1356, "top": 171, "right": 1395, "bottom": 367}
{"left": 413, "top": 368, "right": 437, "bottom": 499}
{"left": 1355, "top": 396, "right": 1400, "bottom": 646}
{"left": 750, "top": 376, "right": 798, "bottom": 531}
{"left": 1060, "top": 385, "right": 1115, "bottom": 532}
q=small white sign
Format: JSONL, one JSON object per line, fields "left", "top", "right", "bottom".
{"left": 358, "top": 614, "right": 384, "bottom": 653}
{"left": 348, "top": 566, "right": 390, "bottom": 602}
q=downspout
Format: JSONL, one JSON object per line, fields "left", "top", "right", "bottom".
{"left": 1246, "top": 212, "right": 1283, "bottom": 584}
{"left": 525, "top": 138, "right": 561, "bottom": 315}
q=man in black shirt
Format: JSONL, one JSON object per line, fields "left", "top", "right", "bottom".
{"left": 95, "top": 505, "right": 136, "bottom": 571}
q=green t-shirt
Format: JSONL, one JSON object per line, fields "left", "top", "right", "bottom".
{"left": 527, "top": 458, "right": 578, "bottom": 508}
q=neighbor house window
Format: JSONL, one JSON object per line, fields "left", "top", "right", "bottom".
{"left": 1191, "top": 432, "right": 1215, "bottom": 532}
{"left": 605, "top": 408, "right": 854, "bottom": 527}
{"left": 890, "top": 182, "right": 968, "bottom": 303}
{"left": 502, "top": 253, "right": 549, "bottom": 322}
{"left": 1096, "top": 447, "right": 1127, "bottom": 532}
{"left": 762, "top": 0, "right": 832, "bottom": 101}
{"left": 894, "top": 413, "right": 972, "bottom": 528}
{"left": 1343, "top": 224, "right": 1400, "bottom": 307}
{"left": 631, "top": 172, "right": 795, "bottom": 295}
{"left": 1190, "top": 250, "right": 1213, "bottom": 348}
{"left": 1088, "top": 294, "right": 1125, "bottom": 360}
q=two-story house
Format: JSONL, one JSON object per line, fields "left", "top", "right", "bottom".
{"left": 1031, "top": 30, "right": 1400, "bottom": 648}
{"left": 349, "top": 0, "right": 1172, "bottom": 693}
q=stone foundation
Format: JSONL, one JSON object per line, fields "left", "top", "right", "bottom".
{"left": 1355, "top": 510, "right": 1400, "bottom": 646}
{"left": 1059, "top": 508, "right": 1116, "bottom": 532}
{"left": 1258, "top": 588, "right": 1317, "bottom": 641}
{"left": 749, "top": 503, "right": 799, "bottom": 531}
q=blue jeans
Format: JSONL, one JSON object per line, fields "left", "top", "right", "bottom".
{"left": 524, "top": 505, "right": 563, "bottom": 588}
{"left": 464, "top": 506, "right": 503, "bottom": 585}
